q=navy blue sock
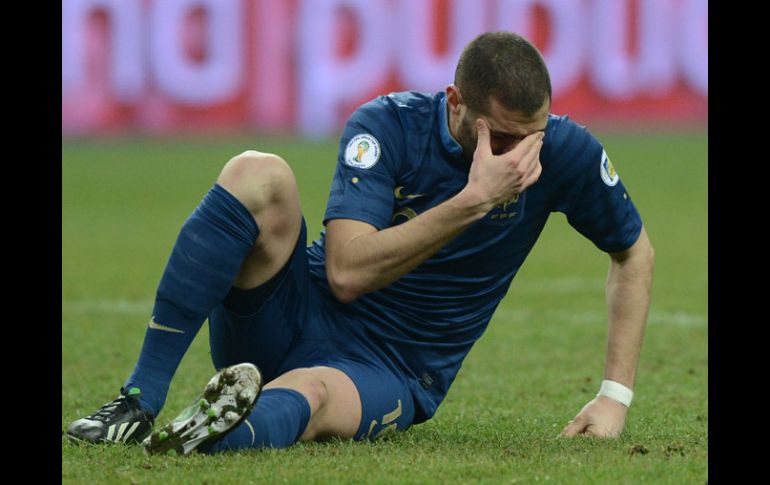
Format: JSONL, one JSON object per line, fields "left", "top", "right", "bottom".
{"left": 124, "top": 184, "right": 259, "bottom": 416}
{"left": 205, "top": 388, "right": 312, "bottom": 452}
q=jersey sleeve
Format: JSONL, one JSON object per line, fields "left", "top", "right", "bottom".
{"left": 553, "top": 124, "right": 643, "bottom": 253}
{"left": 323, "top": 98, "right": 403, "bottom": 230}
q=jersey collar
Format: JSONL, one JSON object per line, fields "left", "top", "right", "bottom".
{"left": 438, "top": 93, "right": 464, "bottom": 160}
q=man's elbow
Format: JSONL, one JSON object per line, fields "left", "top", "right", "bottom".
{"left": 326, "top": 266, "right": 364, "bottom": 304}
{"left": 631, "top": 236, "right": 655, "bottom": 284}
{"left": 646, "top": 242, "right": 655, "bottom": 271}
{"left": 639, "top": 234, "right": 655, "bottom": 273}
{"left": 615, "top": 229, "right": 655, "bottom": 271}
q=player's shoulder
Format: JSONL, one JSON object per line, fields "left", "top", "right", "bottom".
{"left": 346, "top": 91, "right": 440, "bottom": 152}
{"left": 352, "top": 91, "right": 438, "bottom": 123}
{"left": 545, "top": 114, "right": 595, "bottom": 148}
{"left": 383, "top": 91, "right": 438, "bottom": 113}
{"left": 542, "top": 113, "right": 603, "bottom": 170}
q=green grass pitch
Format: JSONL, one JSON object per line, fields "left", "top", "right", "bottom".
{"left": 62, "top": 130, "right": 707, "bottom": 484}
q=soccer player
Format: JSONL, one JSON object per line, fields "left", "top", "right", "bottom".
{"left": 66, "top": 31, "right": 654, "bottom": 454}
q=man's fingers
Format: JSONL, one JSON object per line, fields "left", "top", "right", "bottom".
{"left": 522, "top": 159, "right": 542, "bottom": 189}
{"left": 584, "top": 425, "right": 619, "bottom": 439}
{"left": 474, "top": 118, "right": 491, "bottom": 158}
{"left": 559, "top": 417, "right": 586, "bottom": 438}
{"left": 520, "top": 138, "right": 543, "bottom": 177}
{"left": 514, "top": 139, "right": 543, "bottom": 191}
{"left": 507, "top": 131, "right": 544, "bottom": 160}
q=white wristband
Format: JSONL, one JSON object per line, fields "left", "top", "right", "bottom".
{"left": 597, "top": 380, "right": 633, "bottom": 407}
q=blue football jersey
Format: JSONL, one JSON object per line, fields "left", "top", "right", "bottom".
{"left": 307, "top": 91, "right": 642, "bottom": 423}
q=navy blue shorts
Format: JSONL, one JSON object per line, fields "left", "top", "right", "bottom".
{"left": 208, "top": 218, "right": 415, "bottom": 440}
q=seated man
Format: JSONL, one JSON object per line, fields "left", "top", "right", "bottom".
{"left": 66, "top": 31, "right": 654, "bottom": 454}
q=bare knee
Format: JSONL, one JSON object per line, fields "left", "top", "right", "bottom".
{"left": 264, "top": 368, "right": 328, "bottom": 412}
{"left": 217, "top": 150, "right": 298, "bottom": 217}
{"left": 220, "top": 151, "right": 302, "bottom": 288}
{"left": 264, "top": 367, "right": 361, "bottom": 441}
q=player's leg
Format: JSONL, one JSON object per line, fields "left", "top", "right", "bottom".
{"left": 216, "top": 150, "right": 303, "bottom": 289}
{"left": 193, "top": 362, "right": 416, "bottom": 453}
{"left": 284, "top": 367, "right": 362, "bottom": 441}
{"left": 325, "top": 361, "right": 417, "bottom": 442}
{"left": 146, "top": 366, "right": 359, "bottom": 455}
{"left": 206, "top": 214, "right": 312, "bottom": 382}
{"left": 126, "top": 150, "right": 301, "bottom": 412}
{"left": 252, "top": 366, "right": 363, "bottom": 443}
{"left": 147, "top": 214, "right": 324, "bottom": 455}
{"left": 66, "top": 150, "right": 302, "bottom": 444}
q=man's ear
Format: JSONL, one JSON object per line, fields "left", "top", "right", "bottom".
{"left": 446, "top": 84, "right": 462, "bottom": 113}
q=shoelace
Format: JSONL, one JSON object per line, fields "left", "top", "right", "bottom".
{"left": 88, "top": 395, "right": 132, "bottom": 422}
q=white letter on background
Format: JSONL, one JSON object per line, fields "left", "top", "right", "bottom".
{"left": 636, "top": 0, "right": 676, "bottom": 95}
{"left": 397, "top": 0, "right": 486, "bottom": 93}
{"left": 589, "top": 0, "right": 678, "bottom": 99}
{"left": 495, "top": 0, "right": 585, "bottom": 98}
{"left": 62, "top": 0, "right": 144, "bottom": 101}
{"left": 588, "top": 0, "right": 635, "bottom": 98}
{"left": 249, "top": 0, "right": 293, "bottom": 128}
{"left": 151, "top": 0, "right": 243, "bottom": 104}
{"left": 298, "top": 0, "right": 391, "bottom": 138}
{"left": 678, "top": 0, "right": 708, "bottom": 96}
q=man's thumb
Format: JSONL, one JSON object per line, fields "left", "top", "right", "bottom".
{"left": 475, "top": 118, "right": 491, "bottom": 155}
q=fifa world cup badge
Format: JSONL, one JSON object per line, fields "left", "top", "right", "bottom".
{"left": 600, "top": 149, "right": 619, "bottom": 186}
{"left": 345, "top": 134, "right": 381, "bottom": 169}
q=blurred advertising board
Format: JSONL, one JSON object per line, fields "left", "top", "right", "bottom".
{"left": 62, "top": 0, "right": 707, "bottom": 137}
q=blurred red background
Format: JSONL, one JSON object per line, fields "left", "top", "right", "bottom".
{"left": 62, "top": 0, "right": 707, "bottom": 137}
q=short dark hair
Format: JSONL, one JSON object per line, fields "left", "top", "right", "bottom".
{"left": 454, "top": 31, "right": 552, "bottom": 116}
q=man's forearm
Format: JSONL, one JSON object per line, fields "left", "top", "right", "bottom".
{"left": 603, "top": 228, "right": 655, "bottom": 389}
{"left": 326, "top": 189, "right": 492, "bottom": 302}
{"left": 326, "top": 122, "right": 545, "bottom": 303}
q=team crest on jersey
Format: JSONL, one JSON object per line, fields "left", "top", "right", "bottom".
{"left": 487, "top": 192, "right": 525, "bottom": 225}
{"left": 600, "top": 149, "right": 619, "bottom": 186}
{"left": 345, "top": 134, "right": 381, "bottom": 169}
